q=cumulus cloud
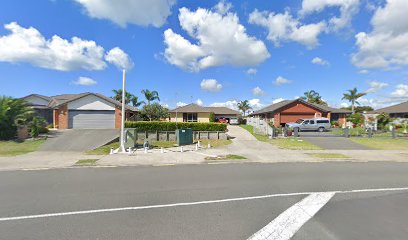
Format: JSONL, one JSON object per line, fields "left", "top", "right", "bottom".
{"left": 391, "top": 84, "right": 408, "bottom": 97}
{"left": 209, "top": 98, "right": 265, "bottom": 111}
{"left": 176, "top": 102, "right": 187, "bottom": 107}
{"left": 252, "top": 87, "right": 265, "bottom": 96}
{"left": 163, "top": 3, "right": 270, "bottom": 71}
{"left": 72, "top": 76, "right": 97, "bottom": 86}
{"left": 247, "top": 68, "right": 257, "bottom": 76}
{"left": 359, "top": 69, "right": 369, "bottom": 74}
{"left": 75, "top": 0, "right": 176, "bottom": 28}
{"left": 299, "top": 0, "right": 360, "bottom": 31}
{"left": 200, "top": 79, "right": 223, "bottom": 92}
{"left": 105, "top": 47, "right": 134, "bottom": 70}
{"left": 272, "top": 98, "right": 285, "bottom": 104}
{"left": 0, "top": 22, "right": 109, "bottom": 71}
{"left": 351, "top": 0, "right": 408, "bottom": 69}
{"left": 311, "top": 57, "right": 329, "bottom": 66}
{"left": 249, "top": 10, "right": 326, "bottom": 49}
{"left": 366, "top": 81, "right": 388, "bottom": 93}
{"left": 196, "top": 98, "right": 204, "bottom": 106}
{"left": 274, "top": 76, "right": 291, "bottom": 85}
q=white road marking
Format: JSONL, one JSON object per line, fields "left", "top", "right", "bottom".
{"left": 247, "top": 192, "right": 335, "bottom": 240}
{"left": 1, "top": 187, "right": 407, "bottom": 222}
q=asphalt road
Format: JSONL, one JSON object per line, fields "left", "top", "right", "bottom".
{"left": 1, "top": 162, "right": 408, "bottom": 239}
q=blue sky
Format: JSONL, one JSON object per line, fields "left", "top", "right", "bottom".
{"left": 0, "top": 0, "right": 407, "bottom": 110}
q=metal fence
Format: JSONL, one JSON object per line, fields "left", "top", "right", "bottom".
{"left": 247, "top": 117, "right": 274, "bottom": 137}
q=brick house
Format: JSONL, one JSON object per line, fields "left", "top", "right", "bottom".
{"left": 251, "top": 99, "right": 351, "bottom": 127}
{"left": 22, "top": 93, "right": 137, "bottom": 129}
{"left": 168, "top": 103, "right": 241, "bottom": 122}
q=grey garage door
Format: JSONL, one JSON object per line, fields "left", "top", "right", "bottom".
{"left": 68, "top": 110, "right": 115, "bottom": 129}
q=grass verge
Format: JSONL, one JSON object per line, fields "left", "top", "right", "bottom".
{"left": 350, "top": 138, "right": 408, "bottom": 150}
{"left": 75, "top": 159, "right": 98, "bottom": 165}
{"left": 240, "top": 125, "right": 322, "bottom": 150}
{"left": 308, "top": 153, "right": 350, "bottom": 159}
{"left": 0, "top": 139, "right": 45, "bottom": 157}
{"left": 205, "top": 154, "right": 247, "bottom": 160}
{"left": 196, "top": 139, "right": 232, "bottom": 148}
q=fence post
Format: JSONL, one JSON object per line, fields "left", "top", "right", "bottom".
{"left": 208, "top": 131, "right": 210, "bottom": 139}
{"left": 368, "top": 128, "right": 373, "bottom": 138}
{"left": 198, "top": 132, "right": 201, "bottom": 140}
{"left": 294, "top": 127, "right": 299, "bottom": 138}
{"left": 156, "top": 130, "right": 159, "bottom": 141}
{"left": 145, "top": 131, "right": 148, "bottom": 140}
{"left": 166, "top": 131, "right": 169, "bottom": 141}
{"left": 344, "top": 128, "right": 349, "bottom": 138}
{"left": 217, "top": 131, "right": 220, "bottom": 139}
{"left": 392, "top": 127, "right": 396, "bottom": 139}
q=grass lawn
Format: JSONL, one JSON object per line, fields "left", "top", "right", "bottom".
{"left": 240, "top": 125, "right": 322, "bottom": 150}
{"left": 205, "top": 154, "right": 247, "bottom": 160}
{"left": 75, "top": 159, "right": 98, "bottom": 165}
{"left": 0, "top": 139, "right": 45, "bottom": 157}
{"left": 86, "top": 139, "right": 232, "bottom": 155}
{"left": 269, "top": 138, "right": 323, "bottom": 150}
{"left": 308, "top": 153, "right": 350, "bottom": 159}
{"left": 350, "top": 138, "right": 408, "bottom": 150}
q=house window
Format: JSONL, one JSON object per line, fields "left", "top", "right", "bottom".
{"left": 183, "top": 113, "right": 198, "bottom": 122}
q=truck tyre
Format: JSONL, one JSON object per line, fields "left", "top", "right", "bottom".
{"left": 318, "top": 127, "right": 325, "bottom": 132}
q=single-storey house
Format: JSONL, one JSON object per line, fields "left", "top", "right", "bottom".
{"left": 251, "top": 99, "right": 351, "bottom": 127}
{"left": 22, "top": 92, "right": 137, "bottom": 129}
{"left": 364, "top": 101, "right": 408, "bottom": 129}
{"left": 169, "top": 103, "right": 241, "bottom": 122}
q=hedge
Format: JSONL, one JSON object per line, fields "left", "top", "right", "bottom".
{"left": 125, "top": 121, "right": 227, "bottom": 132}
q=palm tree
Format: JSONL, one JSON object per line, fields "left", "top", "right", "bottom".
{"left": 300, "top": 90, "right": 328, "bottom": 106}
{"left": 111, "top": 89, "right": 145, "bottom": 107}
{"left": 141, "top": 89, "right": 160, "bottom": 105}
{"left": 0, "top": 96, "right": 33, "bottom": 140}
{"left": 342, "top": 88, "right": 367, "bottom": 114}
{"left": 237, "top": 100, "right": 252, "bottom": 116}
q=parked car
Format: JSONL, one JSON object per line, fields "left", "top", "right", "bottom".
{"left": 218, "top": 118, "right": 229, "bottom": 123}
{"left": 229, "top": 117, "right": 239, "bottom": 125}
{"left": 285, "top": 118, "right": 331, "bottom": 132}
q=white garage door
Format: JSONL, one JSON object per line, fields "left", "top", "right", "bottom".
{"left": 68, "top": 110, "right": 115, "bottom": 129}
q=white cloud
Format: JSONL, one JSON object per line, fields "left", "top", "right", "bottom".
{"left": 160, "top": 102, "right": 169, "bottom": 108}
{"left": 366, "top": 81, "right": 388, "bottom": 93}
{"left": 200, "top": 79, "right": 223, "bottom": 92}
{"left": 72, "top": 76, "right": 97, "bottom": 86}
{"left": 340, "top": 102, "right": 349, "bottom": 108}
{"left": 272, "top": 98, "right": 285, "bottom": 104}
{"left": 391, "top": 84, "right": 408, "bottom": 97}
{"left": 252, "top": 86, "right": 265, "bottom": 96}
{"left": 247, "top": 68, "right": 257, "bottom": 76}
{"left": 351, "top": 0, "right": 408, "bottom": 69}
{"left": 209, "top": 98, "right": 265, "bottom": 111}
{"left": 75, "top": 0, "right": 176, "bottom": 27}
{"left": 163, "top": 4, "right": 270, "bottom": 71}
{"left": 105, "top": 47, "right": 134, "bottom": 70}
{"left": 196, "top": 98, "right": 204, "bottom": 106}
{"left": 359, "top": 69, "right": 369, "bottom": 74}
{"left": 176, "top": 102, "right": 187, "bottom": 107}
{"left": 274, "top": 76, "right": 291, "bottom": 85}
{"left": 0, "top": 22, "right": 108, "bottom": 71}
{"left": 299, "top": 0, "right": 360, "bottom": 31}
{"left": 311, "top": 57, "right": 329, "bottom": 66}
{"left": 214, "top": 0, "right": 232, "bottom": 15}
{"left": 249, "top": 10, "right": 326, "bottom": 49}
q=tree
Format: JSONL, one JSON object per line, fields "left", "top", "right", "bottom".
{"left": 237, "top": 100, "right": 252, "bottom": 116}
{"left": 300, "top": 90, "right": 328, "bottom": 106}
{"left": 111, "top": 89, "right": 145, "bottom": 107}
{"left": 141, "top": 89, "right": 160, "bottom": 105}
{"left": 140, "top": 103, "right": 169, "bottom": 121}
{"left": 342, "top": 88, "right": 367, "bottom": 114}
{"left": 209, "top": 112, "right": 216, "bottom": 123}
{"left": 341, "top": 105, "right": 373, "bottom": 113}
{"left": 0, "top": 96, "right": 33, "bottom": 140}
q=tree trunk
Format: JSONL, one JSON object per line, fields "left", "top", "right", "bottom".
{"left": 351, "top": 100, "right": 355, "bottom": 114}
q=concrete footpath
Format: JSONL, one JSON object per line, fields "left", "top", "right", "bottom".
{"left": 0, "top": 126, "right": 408, "bottom": 171}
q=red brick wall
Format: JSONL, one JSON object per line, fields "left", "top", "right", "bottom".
{"left": 115, "top": 107, "right": 122, "bottom": 129}
{"left": 57, "top": 104, "right": 68, "bottom": 129}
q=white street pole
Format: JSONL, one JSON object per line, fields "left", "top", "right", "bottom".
{"left": 119, "top": 69, "right": 126, "bottom": 153}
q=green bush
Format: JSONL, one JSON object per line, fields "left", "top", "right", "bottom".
{"left": 125, "top": 121, "right": 227, "bottom": 131}
{"left": 209, "top": 112, "right": 216, "bottom": 123}
{"left": 347, "top": 113, "right": 364, "bottom": 126}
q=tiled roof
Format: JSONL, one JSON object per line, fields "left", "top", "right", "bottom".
{"left": 169, "top": 103, "right": 240, "bottom": 115}
{"left": 252, "top": 99, "right": 351, "bottom": 115}
{"left": 369, "top": 101, "right": 408, "bottom": 114}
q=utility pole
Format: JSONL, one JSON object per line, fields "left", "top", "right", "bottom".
{"left": 119, "top": 69, "right": 127, "bottom": 153}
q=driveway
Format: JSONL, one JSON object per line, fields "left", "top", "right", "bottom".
{"left": 40, "top": 129, "right": 119, "bottom": 152}
{"left": 300, "top": 131, "right": 371, "bottom": 150}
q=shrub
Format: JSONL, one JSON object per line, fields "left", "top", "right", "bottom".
{"left": 331, "top": 121, "right": 339, "bottom": 127}
{"left": 347, "top": 113, "right": 364, "bottom": 126}
{"left": 209, "top": 112, "right": 216, "bottom": 123}
{"left": 125, "top": 121, "right": 227, "bottom": 131}
{"left": 239, "top": 117, "right": 247, "bottom": 125}
{"left": 377, "top": 113, "right": 390, "bottom": 130}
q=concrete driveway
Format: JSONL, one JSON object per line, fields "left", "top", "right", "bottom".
{"left": 40, "top": 129, "right": 119, "bottom": 152}
{"left": 300, "top": 131, "right": 371, "bottom": 150}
